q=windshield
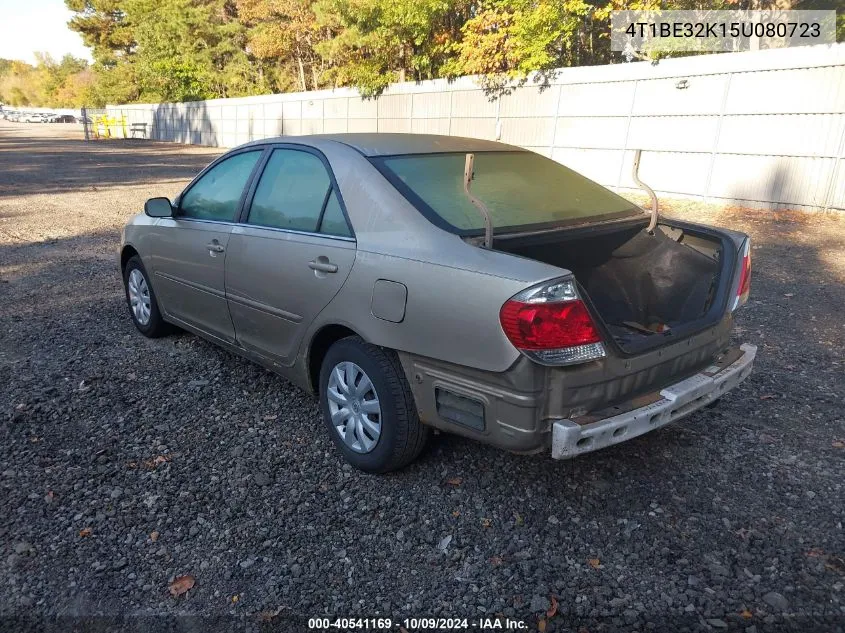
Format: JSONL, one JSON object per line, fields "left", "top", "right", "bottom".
{"left": 375, "top": 151, "right": 641, "bottom": 234}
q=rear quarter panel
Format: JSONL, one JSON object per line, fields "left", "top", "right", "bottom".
{"left": 309, "top": 250, "right": 542, "bottom": 373}
{"left": 301, "top": 140, "right": 571, "bottom": 374}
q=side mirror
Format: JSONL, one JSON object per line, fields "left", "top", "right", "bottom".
{"left": 144, "top": 197, "right": 174, "bottom": 218}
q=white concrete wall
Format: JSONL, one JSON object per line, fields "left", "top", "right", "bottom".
{"left": 108, "top": 44, "right": 845, "bottom": 211}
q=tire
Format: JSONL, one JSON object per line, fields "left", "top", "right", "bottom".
{"left": 123, "top": 255, "right": 172, "bottom": 338}
{"left": 319, "top": 336, "right": 429, "bottom": 473}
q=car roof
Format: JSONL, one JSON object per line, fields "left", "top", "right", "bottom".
{"left": 249, "top": 133, "right": 523, "bottom": 157}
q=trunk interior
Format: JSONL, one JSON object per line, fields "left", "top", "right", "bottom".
{"left": 496, "top": 220, "right": 729, "bottom": 353}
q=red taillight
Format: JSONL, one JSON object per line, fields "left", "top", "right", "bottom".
{"left": 500, "top": 278, "right": 606, "bottom": 366}
{"left": 500, "top": 299, "right": 601, "bottom": 350}
{"left": 733, "top": 239, "right": 751, "bottom": 310}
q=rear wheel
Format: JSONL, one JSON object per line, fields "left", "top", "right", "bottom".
{"left": 123, "top": 255, "right": 172, "bottom": 338}
{"left": 319, "top": 336, "right": 428, "bottom": 473}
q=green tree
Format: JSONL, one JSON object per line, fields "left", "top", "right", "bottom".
{"left": 314, "top": 0, "right": 470, "bottom": 96}
{"left": 125, "top": 0, "right": 260, "bottom": 101}
{"left": 60, "top": 0, "right": 845, "bottom": 104}
{"left": 0, "top": 55, "right": 92, "bottom": 107}
{"left": 7, "top": 87, "right": 30, "bottom": 106}
{"left": 238, "top": 0, "right": 330, "bottom": 92}
{"left": 65, "top": 0, "right": 135, "bottom": 65}
{"left": 67, "top": 0, "right": 265, "bottom": 103}
{"left": 0, "top": 60, "right": 35, "bottom": 105}
{"left": 82, "top": 61, "right": 140, "bottom": 105}
{"left": 37, "top": 54, "right": 89, "bottom": 99}
{"left": 446, "top": 0, "right": 591, "bottom": 94}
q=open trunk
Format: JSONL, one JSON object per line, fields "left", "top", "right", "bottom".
{"left": 496, "top": 219, "right": 733, "bottom": 354}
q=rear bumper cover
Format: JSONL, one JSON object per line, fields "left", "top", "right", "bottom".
{"left": 551, "top": 343, "right": 757, "bottom": 459}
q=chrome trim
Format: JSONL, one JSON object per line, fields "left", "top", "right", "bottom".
{"left": 231, "top": 224, "right": 356, "bottom": 242}
{"left": 167, "top": 217, "right": 241, "bottom": 228}
{"left": 167, "top": 217, "right": 356, "bottom": 242}
{"left": 551, "top": 343, "right": 757, "bottom": 460}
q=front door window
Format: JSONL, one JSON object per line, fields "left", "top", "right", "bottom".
{"left": 180, "top": 151, "right": 262, "bottom": 222}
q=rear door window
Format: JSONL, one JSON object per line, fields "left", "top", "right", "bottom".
{"left": 319, "top": 191, "right": 352, "bottom": 237}
{"left": 247, "top": 148, "right": 352, "bottom": 237}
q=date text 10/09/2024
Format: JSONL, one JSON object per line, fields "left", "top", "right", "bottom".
{"left": 307, "top": 617, "right": 529, "bottom": 630}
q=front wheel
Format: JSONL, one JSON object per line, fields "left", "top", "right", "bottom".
{"left": 319, "top": 337, "right": 428, "bottom": 473}
{"left": 123, "top": 255, "right": 172, "bottom": 338}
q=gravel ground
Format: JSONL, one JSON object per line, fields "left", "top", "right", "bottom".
{"left": 1, "top": 122, "right": 843, "bottom": 633}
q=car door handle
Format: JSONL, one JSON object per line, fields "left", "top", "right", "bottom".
{"left": 206, "top": 241, "right": 225, "bottom": 253}
{"left": 308, "top": 258, "right": 338, "bottom": 273}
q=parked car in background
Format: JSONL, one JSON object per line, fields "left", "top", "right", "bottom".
{"left": 52, "top": 114, "right": 78, "bottom": 123}
{"left": 22, "top": 113, "right": 47, "bottom": 123}
{"left": 120, "top": 134, "right": 755, "bottom": 473}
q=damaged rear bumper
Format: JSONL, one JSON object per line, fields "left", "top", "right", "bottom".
{"left": 551, "top": 343, "right": 757, "bottom": 459}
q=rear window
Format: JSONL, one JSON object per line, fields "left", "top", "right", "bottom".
{"left": 374, "top": 151, "right": 640, "bottom": 234}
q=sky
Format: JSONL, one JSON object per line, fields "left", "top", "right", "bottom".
{"left": 0, "top": 0, "right": 93, "bottom": 65}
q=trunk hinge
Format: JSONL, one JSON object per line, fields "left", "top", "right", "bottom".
{"left": 632, "top": 149, "right": 659, "bottom": 234}
{"left": 463, "top": 153, "right": 494, "bottom": 248}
